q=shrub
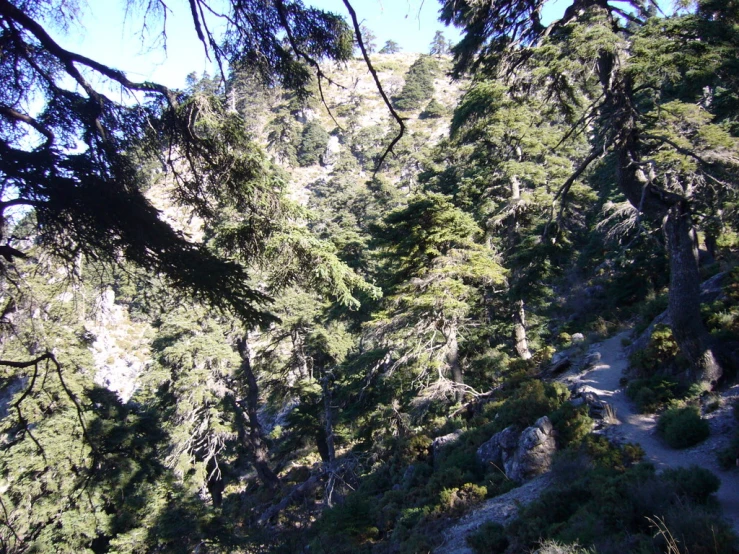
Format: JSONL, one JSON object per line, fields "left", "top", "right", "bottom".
{"left": 662, "top": 504, "right": 737, "bottom": 554}
{"left": 628, "top": 324, "right": 679, "bottom": 374}
{"left": 494, "top": 380, "right": 565, "bottom": 430}
{"left": 626, "top": 376, "right": 679, "bottom": 413}
{"left": 661, "top": 466, "right": 720, "bottom": 504}
{"left": 297, "top": 121, "right": 330, "bottom": 166}
{"left": 550, "top": 402, "right": 592, "bottom": 448}
{"left": 467, "top": 521, "right": 509, "bottom": 553}
{"left": 438, "top": 483, "right": 487, "bottom": 515}
{"left": 419, "top": 98, "right": 446, "bottom": 119}
{"left": 657, "top": 407, "right": 709, "bottom": 449}
{"left": 717, "top": 435, "right": 739, "bottom": 469}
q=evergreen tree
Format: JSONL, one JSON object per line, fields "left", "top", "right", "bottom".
{"left": 0, "top": 0, "right": 353, "bottom": 327}
{"left": 369, "top": 194, "right": 506, "bottom": 402}
{"left": 393, "top": 55, "right": 439, "bottom": 112}
{"left": 379, "top": 40, "right": 401, "bottom": 54}
{"left": 429, "top": 30, "right": 450, "bottom": 57}
{"left": 440, "top": 0, "right": 739, "bottom": 384}
{"left": 420, "top": 98, "right": 447, "bottom": 119}
{"left": 298, "top": 121, "right": 331, "bottom": 166}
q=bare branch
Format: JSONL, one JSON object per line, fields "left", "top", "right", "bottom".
{"left": 0, "top": 106, "right": 54, "bottom": 146}
{"left": 341, "top": 0, "right": 405, "bottom": 174}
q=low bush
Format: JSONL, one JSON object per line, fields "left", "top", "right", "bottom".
{"left": 467, "top": 521, "right": 509, "bottom": 553}
{"left": 661, "top": 465, "right": 720, "bottom": 504}
{"left": 717, "top": 435, "right": 739, "bottom": 469}
{"left": 493, "top": 380, "right": 567, "bottom": 431}
{"left": 629, "top": 324, "right": 680, "bottom": 374}
{"left": 663, "top": 503, "right": 736, "bottom": 554}
{"left": 550, "top": 402, "right": 592, "bottom": 448}
{"left": 657, "top": 407, "right": 709, "bottom": 449}
{"left": 626, "top": 375, "right": 679, "bottom": 413}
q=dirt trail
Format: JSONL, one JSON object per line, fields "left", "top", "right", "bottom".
{"left": 437, "top": 332, "right": 739, "bottom": 553}
{"left": 572, "top": 331, "right": 739, "bottom": 534}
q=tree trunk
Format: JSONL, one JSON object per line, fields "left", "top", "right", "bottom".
{"left": 444, "top": 322, "right": 464, "bottom": 403}
{"left": 236, "top": 337, "right": 280, "bottom": 490}
{"left": 663, "top": 202, "right": 722, "bottom": 385}
{"left": 320, "top": 374, "right": 336, "bottom": 465}
{"left": 513, "top": 299, "right": 532, "bottom": 360}
{"left": 206, "top": 458, "right": 224, "bottom": 507}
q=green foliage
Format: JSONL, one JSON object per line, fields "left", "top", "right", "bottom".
{"left": 626, "top": 375, "right": 680, "bottom": 413}
{"left": 467, "top": 521, "right": 509, "bottom": 553}
{"left": 629, "top": 324, "right": 680, "bottom": 375}
{"left": 420, "top": 98, "right": 447, "bottom": 119}
{"left": 717, "top": 434, "right": 739, "bottom": 469}
{"left": 550, "top": 403, "right": 592, "bottom": 448}
{"left": 393, "top": 55, "right": 438, "bottom": 111}
{"left": 379, "top": 40, "right": 401, "bottom": 54}
{"left": 661, "top": 466, "right": 721, "bottom": 504}
{"left": 298, "top": 121, "right": 330, "bottom": 166}
{"left": 493, "top": 380, "right": 568, "bottom": 431}
{"left": 657, "top": 407, "right": 710, "bottom": 449}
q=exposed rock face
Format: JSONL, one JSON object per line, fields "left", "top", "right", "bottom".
{"left": 476, "top": 416, "right": 556, "bottom": 482}
{"left": 87, "top": 289, "right": 152, "bottom": 402}
{"left": 321, "top": 135, "right": 341, "bottom": 167}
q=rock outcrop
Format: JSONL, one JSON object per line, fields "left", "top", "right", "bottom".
{"left": 476, "top": 416, "right": 556, "bottom": 482}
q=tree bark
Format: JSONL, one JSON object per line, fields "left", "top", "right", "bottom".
{"left": 663, "top": 202, "right": 722, "bottom": 385}
{"left": 513, "top": 299, "right": 532, "bottom": 360}
{"left": 444, "top": 322, "right": 464, "bottom": 403}
{"left": 236, "top": 336, "right": 280, "bottom": 490}
{"left": 320, "top": 373, "right": 336, "bottom": 465}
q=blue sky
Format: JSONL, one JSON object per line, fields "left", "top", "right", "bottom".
{"left": 59, "top": 0, "right": 568, "bottom": 89}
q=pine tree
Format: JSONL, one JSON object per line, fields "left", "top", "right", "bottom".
{"left": 440, "top": 0, "right": 739, "bottom": 384}
{"left": 379, "top": 40, "right": 401, "bottom": 54}
{"left": 393, "top": 55, "right": 439, "bottom": 112}
{"left": 429, "top": 30, "right": 450, "bottom": 58}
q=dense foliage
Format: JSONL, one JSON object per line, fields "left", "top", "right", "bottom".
{"left": 1, "top": 0, "right": 738, "bottom": 553}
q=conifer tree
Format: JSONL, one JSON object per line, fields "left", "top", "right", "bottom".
{"left": 429, "top": 30, "right": 450, "bottom": 57}
{"left": 379, "top": 40, "right": 401, "bottom": 54}
{"left": 393, "top": 55, "right": 439, "bottom": 112}
{"left": 440, "top": 0, "right": 739, "bottom": 384}
{"left": 369, "top": 193, "right": 506, "bottom": 402}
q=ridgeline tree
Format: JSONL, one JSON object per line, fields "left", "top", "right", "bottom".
{"left": 429, "top": 30, "right": 450, "bottom": 57}
{"left": 379, "top": 39, "right": 401, "bottom": 54}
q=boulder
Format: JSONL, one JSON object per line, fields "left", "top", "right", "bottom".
{"left": 571, "top": 333, "right": 586, "bottom": 344}
{"left": 476, "top": 426, "right": 518, "bottom": 469}
{"left": 570, "top": 386, "right": 612, "bottom": 420}
{"left": 476, "top": 416, "right": 556, "bottom": 482}
{"left": 584, "top": 351, "right": 601, "bottom": 368}
{"left": 432, "top": 429, "right": 464, "bottom": 464}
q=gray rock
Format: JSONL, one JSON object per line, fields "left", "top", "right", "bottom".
{"left": 476, "top": 416, "right": 556, "bottom": 482}
{"left": 584, "top": 351, "right": 601, "bottom": 368}
{"left": 321, "top": 135, "right": 341, "bottom": 166}
{"left": 433, "top": 429, "right": 464, "bottom": 461}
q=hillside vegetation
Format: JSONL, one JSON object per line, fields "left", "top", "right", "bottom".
{"left": 1, "top": 1, "right": 739, "bottom": 553}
